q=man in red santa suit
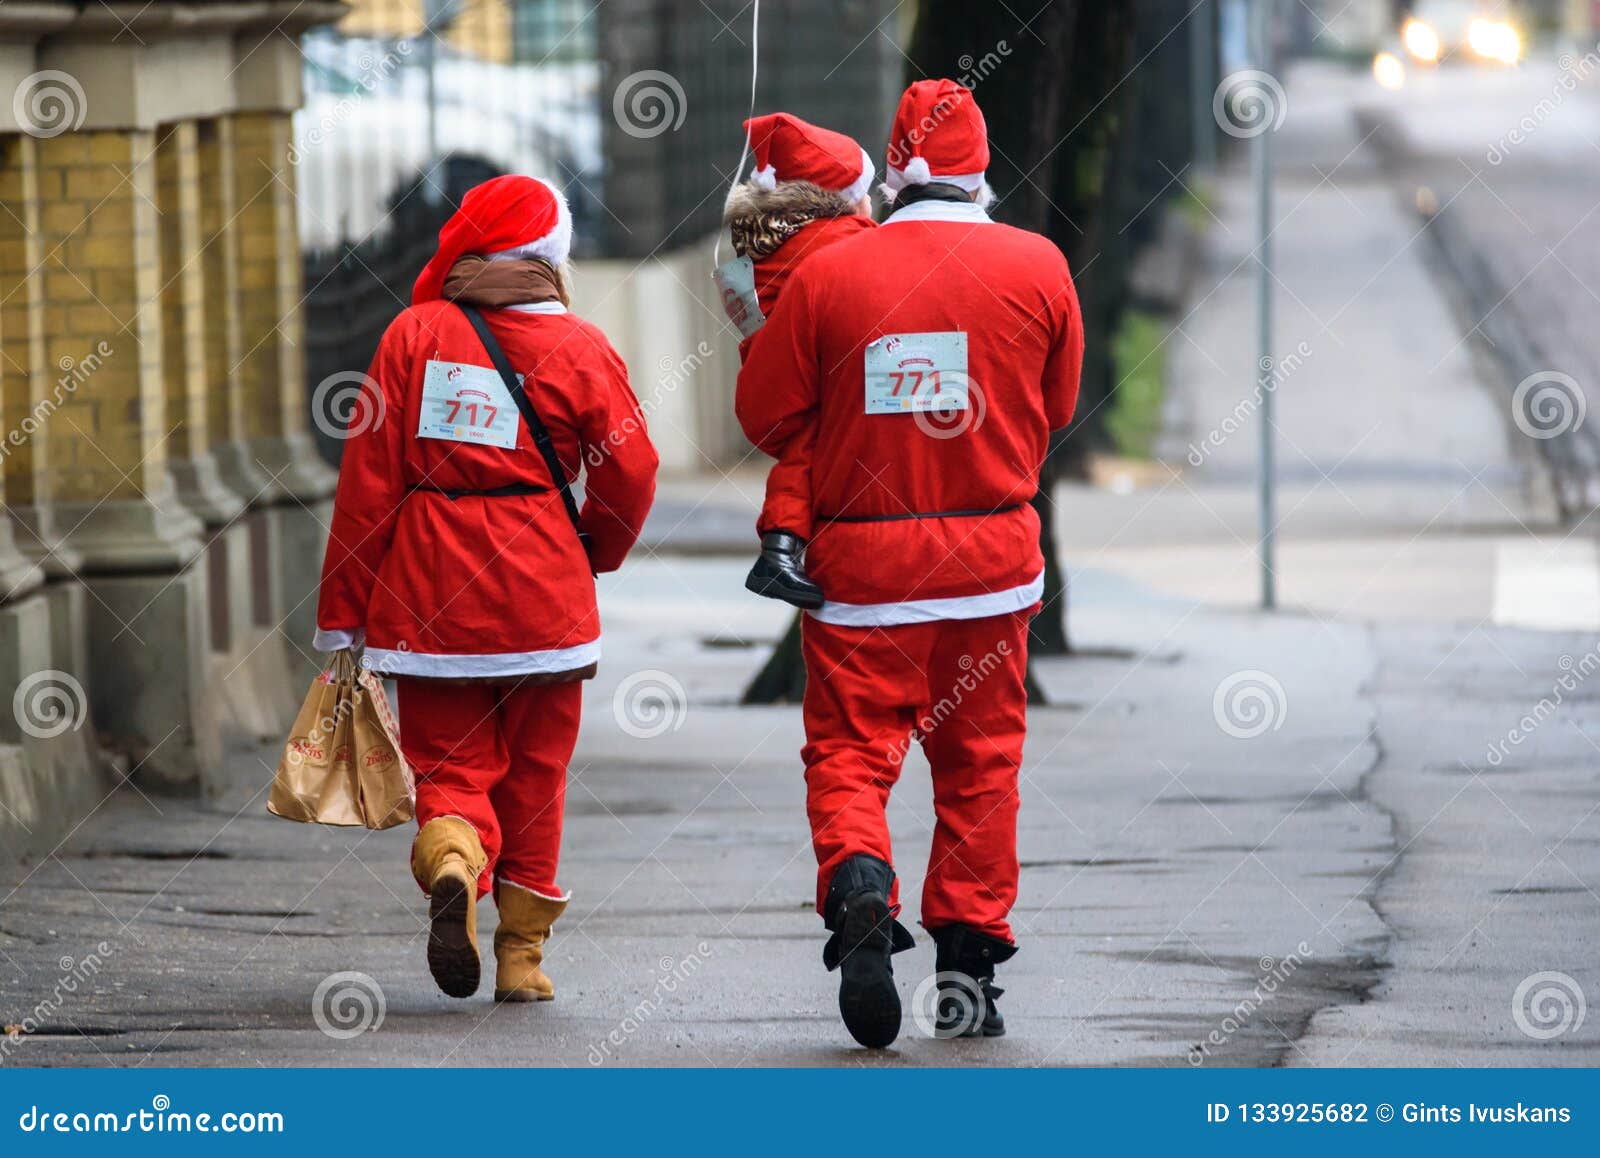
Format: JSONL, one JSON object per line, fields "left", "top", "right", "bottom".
{"left": 736, "top": 80, "right": 1084, "bottom": 1047}
{"left": 315, "top": 175, "right": 658, "bottom": 1003}
{"left": 716, "top": 112, "right": 875, "bottom": 610}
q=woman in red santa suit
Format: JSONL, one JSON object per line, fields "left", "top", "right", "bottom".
{"left": 315, "top": 175, "right": 658, "bottom": 1002}
{"left": 715, "top": 113, "right": 875, "bottom": 609}
{"left": 737, "top": 80, "right": 1084, "bottom": 1048}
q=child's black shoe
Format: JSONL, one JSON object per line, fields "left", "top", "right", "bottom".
{"left": 745, "top": 531, "right": 825, "bottom": 609}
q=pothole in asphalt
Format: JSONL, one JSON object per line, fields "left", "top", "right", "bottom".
{"left": 699, "top": 634, "right": 774, "bottom": 650}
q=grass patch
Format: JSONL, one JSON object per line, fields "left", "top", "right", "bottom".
{"left": 1106, "top": 308, "right": 1167, "bottom": 459}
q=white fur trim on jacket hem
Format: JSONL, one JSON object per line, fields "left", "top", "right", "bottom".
{"left": 882, "top": 200, "right": 994, "bottom": 226}
{"left": 362, "top": 639, "right": 601, "bottom": 679}
{"left": 809, "top": 571, "right": 1044, "bottom": 627}
{"left": 313, "top": 627, "right": 362, "bottom": 651}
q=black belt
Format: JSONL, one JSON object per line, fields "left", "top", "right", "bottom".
{"left": 408, "top": 483, "right": 549, "bottom": 501}
{"left": 818, "top": 502, "right": 1027, "bottom": 525}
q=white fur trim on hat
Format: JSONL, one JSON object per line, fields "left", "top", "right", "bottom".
{"left": 486, "top": 178, "right": 573, "bottom": 266}
{"left": 838, "top": 147, "right": 875, "bottom": 206}
{"left": 750, "top": 163, "right": 778, "bottom": 191}
{"left": 879, "top": 164, "right": 991, "bottom": 206}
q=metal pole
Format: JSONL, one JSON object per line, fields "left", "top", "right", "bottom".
{"left": 1253, "top": 0, "right": 1276, "bottom": 611}
{"left": 1191, "top": 0, "right": 1217, "bottom": 170}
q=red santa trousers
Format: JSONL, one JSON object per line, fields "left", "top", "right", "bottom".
{"left": 397, "top": 677, "right": 582, "bottom": 900}
{"left": 801, "top": 609, "right": 1031, "bottom": 943}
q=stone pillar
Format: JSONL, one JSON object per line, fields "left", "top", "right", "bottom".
{"left": 33, "top": 128, "right": 205, "bottom": 569}
{"left": 230, "top": 109, "right": 335, "bottom": 503}
{"left": 31, "top": 126, "right": 213, "bottom": 788}
{"left": 197, "top": 114, "right": 269, "bottom": 504}
{"left": 155, "top": 119, "right": 243, "bottom": 526}
{"left": 232, "top": 28, "right": 337, "bottom": 665}
{"left": 0, "top": 133, "right": 48, "bottom": 598}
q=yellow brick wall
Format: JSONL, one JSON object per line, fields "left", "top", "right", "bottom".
{"left": 0, "top": 134, "right": 48, "bottom": 508}
{"left": 156, "top": 121, "right": 209, "bottom": 463}
{"left": 196, "top": 116, "right": 245, "bottom": 451}
{"left": 33, "top": 130, "right": 169, "bottom": 503}
{"left": 231, "top": 111, "right": 304, "bottom": 444}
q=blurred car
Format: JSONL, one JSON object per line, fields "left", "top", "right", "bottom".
{"left": 1400, "top": 1, "right": 1523, "bottom": 65}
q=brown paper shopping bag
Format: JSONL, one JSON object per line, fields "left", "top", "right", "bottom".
{"left": 268, "top": 651, "right": 414, "bottom": 830}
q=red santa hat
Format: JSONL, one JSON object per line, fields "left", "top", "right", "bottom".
{"left": 743, "top": 113, "right": 875, "bottom": 205}
{"left": 881, "top": 79, "right": 992, "bottom": 206}
{"left": 412, "top": 174, "right": 573, "bottom": 305}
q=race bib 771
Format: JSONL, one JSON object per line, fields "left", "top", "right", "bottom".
{"left": 417, "top": 360, "right": 521, "bottom": 449}
{"left": 863, "top": 331, "right": 969, "bottom": 414}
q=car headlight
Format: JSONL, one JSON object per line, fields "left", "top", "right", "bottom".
{"left": 1373, "top": 51, "right": 1407, "bottom": 90}
{"left": 1467, "top": 18, "right": 1522, "bottom": 64}
{"left": 1402, "top": 18, "right": 1441, "bottom": 63}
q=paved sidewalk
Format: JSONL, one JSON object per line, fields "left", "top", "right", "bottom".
{"left": 3, "top": 557, "right": 1598, "bottom": 1067}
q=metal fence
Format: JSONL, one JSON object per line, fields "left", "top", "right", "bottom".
{"left": 298, "top": 0, "right": 900, "bottom": 463}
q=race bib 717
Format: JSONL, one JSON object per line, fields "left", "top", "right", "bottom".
{"left": 863, "top": 331, "right": 969, "bottom": 414}
{"left": 417, "top": 360, "right": 521, "bottom": 449}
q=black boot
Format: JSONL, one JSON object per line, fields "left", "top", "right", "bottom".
{"left": 929, "top": 925, "right": 1017, "bottom": 1038}
{"left": 745, "top": 531, "right": 824, "bottom": 610}
{"left": 822, "top": 854, "right": 916, "bottom": 1049}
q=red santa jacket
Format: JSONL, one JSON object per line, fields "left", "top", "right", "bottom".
{"left": 735, "top": 198, "right": 1083, "bottom": 627}
{"left": 315, "top": 301, "right": 658, "bottom": 677}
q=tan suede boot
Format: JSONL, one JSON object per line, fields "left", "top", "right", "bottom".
{"left": 493, "top": 885, "right": 568, "bottom": 1003}
{"left": 412, "top": 817, "right": 488, "bottom": 999}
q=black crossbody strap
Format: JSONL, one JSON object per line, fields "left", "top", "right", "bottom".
{"left": 457, "top": 304, "right": 584, "bottom": 537}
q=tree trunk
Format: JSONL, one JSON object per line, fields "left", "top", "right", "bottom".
{"left": 741, "top": 612, "right": 807, "bottom": 704}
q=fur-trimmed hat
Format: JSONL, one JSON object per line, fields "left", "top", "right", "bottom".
{"left": 412, "top": 175, "right": 572, "bottom": 305}
{"left": 744, "top": 112, "right": 875, "bottom": 205}
{"left": 881, "top": 79, "right": 991, "bottom": 205}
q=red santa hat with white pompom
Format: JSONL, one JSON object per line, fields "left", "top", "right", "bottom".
{"left": 881, "top": 79, "right": 992, "bottom": 206}
{"left": 743, "top": 113, "right": 875, "bottom": 205}
{"left": 412, "top": 174, "right": 573, "bottom": 305}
